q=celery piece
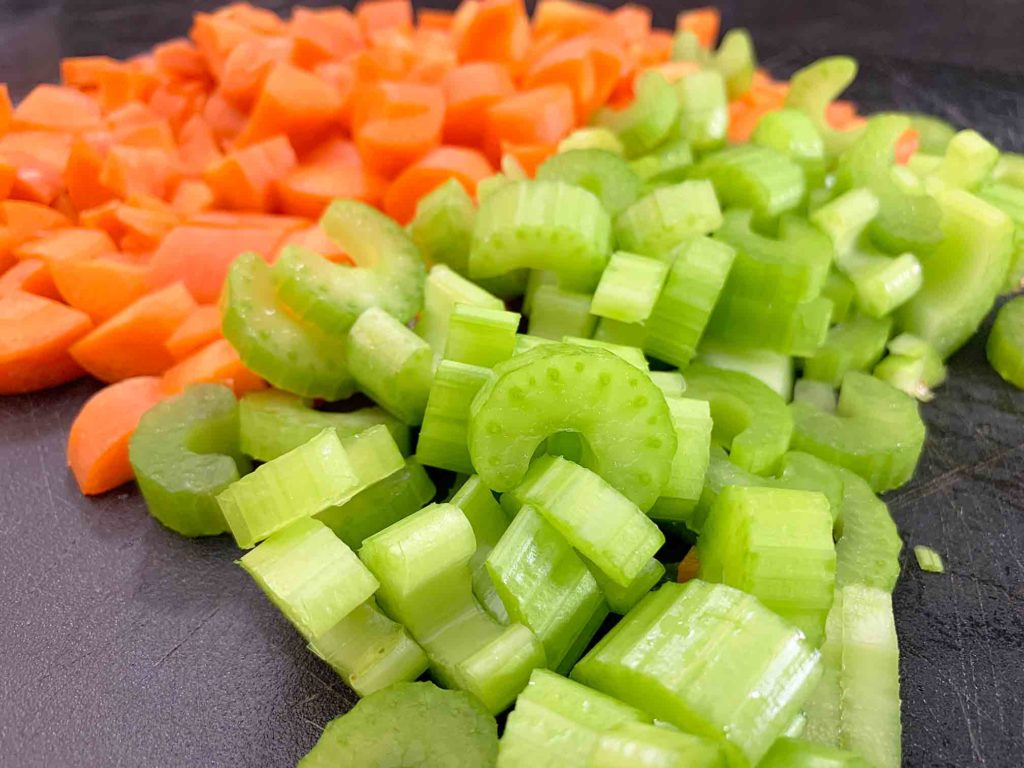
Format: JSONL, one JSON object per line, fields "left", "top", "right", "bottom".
{"left": 671, "top": 30, "right": 709, "bottom": 65}
{"left": 477, "top": 172, "right": 514, "bottom": 203}
{"left": 753, "top": 108, "right": 826, "bottom": 190}
{"left": 987, "top": 296, "right": 1024, "bottom": 388}
{"left": 698, "top": 486, "right": 836, "bottom": 643}
{"left": 348, "top": 307, "right": 434, "bottom": 425}
{"left": 793, "top": 378, "right": 837, "bottom": 413}
{"left": 822, "top": 271, "right": 856, "bottom": 325}
{"left": 790, "top": 371, "right": 924, "bottom": 492}
{"left": 239, "top": 389, "right": 410, "bottom": 461}
{"left": 759, "top": 738, "right": 870, "bottom": 768}
{"left": 630, "top": 138, "right": 693, "bottom": 189}
{"left": 562, "top": 337, "right": 648, "bottom": 370}
{"left": 614, "top": 181, "right": 723, "bottom": 261}
{"left": 309, "top": 598, "right": 428, "bottom": 696}
{"left": 804, "top": 314, "right": 893, "bottom": 388}
{"left": 673, "top": 70, "right": 728, "bottom": 152}
{"left": 914, "top": 545, "right": 945, "bottom": 574}
{"left": 930, "top": 129, "right": 999, "bottom": 191}
{"left": 416, "top": 264, "right": 505, "bottom": 355}
{"left": 843, "top": 246, "right": 923, "bottom": 319}
{"left": 299, "top": 682, "right": 497, "bottom": 768}
{"left": 129, "top": 383, "right": 249, "bottom": 537}
{"left": 785, "top": 56, "right": 862, "bottom": 157}
{"left": 803, "top": 594, "right": 844, "bottom": 746}
{"left": 217, "top": 429, "right": 359, "bottom": 548}
{"left": 777, "top": 451, "right": 846, "bottom": 523}
{"left": 588, "top": 556, "right": 665, "bottom": 615}
{"left": 834, "top": 468, "right": 902, "bottom": 592}
{"left": 359, "top": 504, "right": 544, "bottom": 713}
{"left": 707, "top": 293, "right": 833, "bottom": 358}
{"left": 558, "top": 127, "right": 625, "bottom": 155}
{"left": 240, "top": 517, "right": 378, "bottom": 640}
{"left": 994, "top": 152, "right": 1024, "bottom": 188}
{"left": 873, "top": 354, "right": 939, "bottom": 402}
{"left": 683, "top": 363, "right": 793, "bottom": 476}
{"left": 451, "top": 474, "right": 511, "bottom": 622}
{"left": 274, "top": 201, "right": 424, "bottom": 331}
{"left": 643, "top": 237, "right": 736, "bottom": 368}
{"left": 811, "top": 188, "right": 879, "bottom": 259}
{"left": 648, "top": 370, "right": 686, "bottom": 399}
{"left": 649, "top": 397, "right": 713, "bottom": 523}
{"left": 573, "top": 581, "right": 822, "bottom": 767}
{"left": 486, "top": 505, "right": 606, "bottom": 668}
{"left": 976, "top": 182, "right": 1024, "bottom": 292}
{"left": 536, "top": 150, "right": 641, "bottom": 217}
{"left": 514, "top": 455, "right": 665, "bottom": 587}
{"left": 711, "top": 28, "right": 756, "bottom": 99}
{"left": 416, "top": 360, "right": 492, "bottom": 474}
{"left": 591, "top": 721, "right": 727, "bottom": 768}
{"left": 594, "top": 71, "right": 678, "bottom": 158}
{"left": 409, "top": 178, "right": 475, "bottom": 275}
{"left": 312, "top": 424, "right": 406, "bottom": 525}
{"left": 694, "top": 145, "right": 805, "bottom": 222}
{"left": 470, "top": 180, "right": 613, "bottom": 292}
{"left": 696, "top": 341, "right": 794, "bottom": 400}
{"left": 590, "top": 251, "right": 669, "bottom": 324}
{"left": 222, "top": 253, "right": 354, "bottom": 401}
{"left": 445, "top": 304, "right": 520, "bottom": 368}
{"left": 593, "top": 318, "right": 649, "bottom": 347}
{"left": 689, "top": 447, "right": 764, "bottom": 534}
{"left": 514, "top": 333, "right": 555, "bottom": 356}
{"left": 897, "top": 189, "right": 1013, "bottom": 357}
{"left": 874, "top": 112, "right": 956, "bottom": 155}
{"left": 468, "top": 344, "right": 677, "bottom": 511}
{"left": 526, "top": 284, "right": 596, "bottom": 340}
{"left": 522, "top": 269, "right": 557, "bottom": 316}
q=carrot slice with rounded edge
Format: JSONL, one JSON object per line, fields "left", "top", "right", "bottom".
{"left": 0, "top": 291, "right": 93, "bottom": 394}
{"left": 676, "top": 7, "right": 720, "bottom": 49}
{"left": 70, "top": 282, "right": 197, "bottom": 382}
{"left": 13, "top": 85, "right": 104, "bottom": 133}
{"left": 290, "top": 6, "right": 364, "bottom": 68}
{"left": 453, "top": 0, "right": 530, "bottom": 65}
{"left": 356, "top": 0, "right": 414, "bottom": 39}
{"left": 99, "top": 145, "right": 178, "bottom": 200}
{"left": 383, "top": 146, "right": 493, "bottom": 224}
{"left": 0, "top": 259, "right": 58, "bottom": 299}
{"left": 171, "top": 179, "right": 215, "bottom": 216}
{"left": 67, "top": 375, "right": 166, "bottom": 494}
{"left": 204, "top": 135, "right": 297, "bottom": 212}
{"left": 483, "top": 84, "right": 575, "bottom": 162}
{"left": 278, "top": 161, "right": 385, "bottom": 217}
{"left": 14, "top": 228, "right": 116, "bottom": 268}
{"left": 533, "top": 0, "right": 609, "bottom": 40}
{"left": 51, "top": 256, "right": 151, "bottom": 322}
{"left": 160, "top": 338, "right": 264, "bottom": 397}
{"left": 442, "top": 63, "right": 515, "bottom": 147}
{"left": 164, "top": 305, "right": 222, "bottom": 361}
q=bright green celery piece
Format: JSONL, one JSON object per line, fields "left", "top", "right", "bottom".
{"left": 536, "top": 149, "right": 641, "bottom": 217}
{"left": 588, "top": 556, "right": 665, "bottom": 615}
{"left": 451, "top": 475, "right": 512, "bottom": 622}
{"left": 811, "top": 188, "right": 879, "bottom": 259}
{"left": 694, "top": 145, "right": 805, "bottom": 222}
{"left": 527, "top": 283, "right": 596, "bottom": 340}
{"left": 874, "top": 112, "right": 956, "bottom": 154}
{"left": 790, "top": 371, "right": 924, "bottom": 492}
{"left": 672, "top": 69, "right": 728, "bottom": 152}
{"left": 444, "top": 304, "right": 520, "bottom": 368}
{"left": 994, "top": 152, "right": 1024, "bottom": 188}
{"left": 522, "top": 269, "right": 556, "bottom": 316}
{"left": 129, "top": 383, "right": 249, "bottom": 537}
{"left": 593, "top": 317, "right": 649, "bottom": 347}
{"left": 976, "top": 182, "right": 1024, "bottom": 292}
{"left": 671, "top": 29, "right": 708, "bottom": 65}
{"left": 759, "top": 737, "right": 870, "bottom": 768}
{"left": 696, "top": 340, "right": 794, "bottom": 400}
{"left": 630, "top": 138, "right": 693, "bottom": 189}
{"left": 834, "top": 468, "right": 902, "bottom": 592}
{"left": 498, "top": 668, "right": 648, "bottom": 768}
{"left": 987, "top": 296, "right": 1024, "bottom": 388}
{"left": 822, "top": 271, "right": 856, "bottom": 325}
{"left": 238, "top": 389, "right": 410, "bottom": 461}
{"left": 706, "top": 292, "right": 833, "bottom": 358}
{"left": 591, "top": 722, "right": 727, "bottom": 768}
{"left": 470, "top": 180, "right": 612, "bottom": 292}
{"left": 643, "top": 236, "right": 736, "bottom": 368}
{"left": 803, "top": 593, "right": 843, "bottom": 747}
{"left": 486, "top": 505, "right": 606, "bottom": 669}
{"left": 929, "top": 129, "right": 999, "bottom": 190}
{"left": 897, "top": 188, "right": 1013, "bottom": 357}
{"left": 804, "top": 314, "right": 893, "bottom": 388}
{"left": 416, "top": 264, "right": 504, "bottom": 354}
{"left": 317, "top": 458, "right": 436, "bottom": 549}
{"left": 682, "top": 363, "right": 793, "bottom": 476}
{"left": 416, "top": 360, "right": 492, "bottom": 474}
{"left": 873, "top": 352, "right": 942, "bottom": 402}
{"left": 514, "top": 332, "right": 555, "bottom": 356}
{"left": 514, "top": 455, "right": 665, "bottom": 587}
{"left": 217, "top": 429, "right": 359, "bottom": 549}
{"left": 785, "top": 56, "right": 862, "bottom": 157}
{"left": 409, "top": 178, "right": 475, "bottom": 275}
{"left": 348, "top": 307, "right": 433, "bottom": 425}
{"left": 558, "top": 127, "right": 625, "bottom": 155}
{"left": 359, "top": 504, "right": 544, "bottom": 713}
{"left": 272, "top": 200, "right": 424, "bottom": 333}
{"left": 711, "top": 28, "right": 755, "bottom": 99}
{"left": 221, "top": 253, "right": 354, "bottom": 400}
{"left": 572, "top": 580, "right": 822, "bottom": 767}
{"left": 698, "top": 486, "right": 836, "bottom": 644}
{"left": 614, "top": 180, "right": 723, "bottom": 261}
{"left": 793, "top": 378, "right": 837, "bottom": 413}
{"left": 590, "top": 251, "right": 668, "bottom": 324}
{"left": 648, "top": 370, "right": 686, "bottom": 399}
{"left": 563, "top": 337, "right": 648, "bottom": 370}
{"left": 752, "top": 108, "right": 826, "bottom": 190}
{"left": 299, "top": 681, "right": 497, "bottom": 768}
{"left": 240, "top": 516, "right": 378, "bottom": 640}
{"left": 649, "top": 397, "right": 713, "bottom": 523}
{"left": 309, "top": 598, "right": 428, "bottom": 696}
{"left": 468, "top": 344, "right": 677, "bottom": 511}
{"left": 593, "top": 70, "right": 678, "bottom": 158}
{"left": 309, "top": 424, "right": 406, "bottom": 523}
{"left": 914, "top": 545, "right": 944, "bottom": 573}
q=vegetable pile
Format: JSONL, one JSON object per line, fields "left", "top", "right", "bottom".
{"left": 2, "top": 0, "right": 1023, "bottom": 766}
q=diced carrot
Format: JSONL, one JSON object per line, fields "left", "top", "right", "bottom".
{"left": 353, "top": 82, "right": 445, "bottom": 177}
{"left": 417, "top": 8, "right": 454, "bottom": 31}
{"left": 0, "top": 132, "right": 74, "bottom": 205}
{"left": 675, "top": 7, "right": 720, "bottom": 49}
{"left": 483, "top": 84, "right": 576, "bottom": 162}
{"left": 355, "top": 0, "right": 414, "bottom": 39}
{"left": 171, "top": 179, "right": 215, "bottom": 216}
{"left": 177, "top": 115, "right": 223, "bottom": 175}
{"left": 0, "top": 85, "right": 11, "bottom": 136}
{"left": 204, "top": 135, "right": 297, "bottom": 211}
{"left": 160, "top": 337, "right": 264, "bottom": 397}
{"left": 164, "top": 305, "right": 222, "bottom": 360}
{"left": 727, "top": 100, "right": 767, "bottom": 144}
{"left": 202, "top": 90, "right": 249, "bottom": 145}
{"left": 51, "top": 256, "right": 151, "bottom": 322}
{"left": 116, "top": 204, "right": 180, "bottom": 252}
{"left": 895, "top": 128, "right": 919, "bottom": 166}
{"left": 70, "top": 282, "right": 197, "bottom": 382}
{"left": 290, "top": 6, "right": 364, "bottom": 68}
{"left": 500, "top": 142, "right": 556, "bottom": 177}
{"left": 1, "top": 200, "right": 72, "bottom": 241}
{"left": 217, "top": 2, "right": 286, "bottom": 35}
{"left": 825, "top": 100, "right": 860, "bottom": 130}
{"left": 383, "top": 146, "right": 493, "bottom": 224}
{"left": 78, "top": 201, "right": 124, "bottom": 240}
{"left": 67, "top": 376, "right": 165, "bottom": 494}
{"left": 190, "top": 12, "right": 264, "bottom": 78}
{"left": 14, "top": 228, "right": 116, "bottom": 270}
{"left": 60, "top": 56, "right": 118, "bottom": 88}
{"left": 637, "top": 29, "right": 673, "bottom": 69}
{"left": 532, "top": 0, "right": 609, "bottom": 40}
{"left": 95, "top": 64, "right": 161, "bottom": 113}
{"left": 605, "top": 4, "right": 651, "bottom": 46}
{"left": 0, "top": 259, "right": 58, "bottom": 299}
{"left": 406, "top": 28, "right": 459, "bottom": 84}
{"left": 65, "top": 137, "right": 116, "bottom": 212}
{"left": 677, "top": 547, "right": 700, "bottom": 582}
{"left": 0, "top": 130, "right": 73, "bottom": 170}
{"left": 523, "top": 37, "right": 601, "bottom": 121}
{"left": 0, "top": 159, "right": 14, "bottom": 201}
{"left": 453, "top": 0, "right": 530, "bottom": 65}
{"left": 186, "top": 211, "right": 308, "bottom": 232}
{"left": 13, "top": 85, "right": 104, "bottom": 133}
{"left": 0, "top": 291, "right": 93, "bottom": 394}
{"left": 220, "top": 36, "right": 294, "bottom": 110}
{"left": 99, "top": 145, "right": 178, "bottom": 200}
{"left": 147, "top": 85, "right": 198, "bottom": 134}
{"left": 311, "top": 60, "right": 358, "bottom": 132}
{"left": 152, "top": 38, "right": 209, "bottom": 81}
{"left": 442, "top": 63, "right": 516, "bottom": 146}
{"left": 112, "top": 117, "right": 177, "bottom": 152}
{"left": 278, "top": 159, "right": 385, "bottom": 217}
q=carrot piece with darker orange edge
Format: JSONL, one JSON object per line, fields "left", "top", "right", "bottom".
{"left": 219, "top": 37, "right": 294, "bottom": 111}
{"left": 0, "top": 85, "right": 11, "bottom": 136}
{"left": 51, "top": 256, "right": 151, "bottom": 322}
{"left": 353, "top": 82, "right": 445, "bottom": 177}
{"left": 0, "top": 291, "right": 93, "bottom": 394}
{"left": 99, "top": 145, "right": 178, "bottom": 200}
{"left": 532, "top": 0, "right": 609, "bottom": 41}
{"left": 442, "top": 63, "right": 515, "bottom": 147}
{"left": 0, "top": 159, "right": 14, "bottom": 201}
{"left": 116, "top": 204, "right": 180, "bottom": 252}
{"left": 0, "top": 259, "right": 59, "bottom": 299}
{"left": 356, "top": 0, "right": 414, "bottom": 39}
{"left": 171, "top": 179, "right": 215, "bottom": 216}
{"left": 165, "top": 305, "right": 223, "bottom": 361}
{"left": 290, "top": 7, "right": 364, "bottom": 68}
{"left": 500, "top": 142, "right": 557, "bottom": 177}
{"left": 676, "top": 7, "right": 720, "bottom": 49}
{"left": 14, "top": 228, "right": 116, "bottom": 268}
{"left": 894, "top": 129, "right": 919, "bottom": 166}
{"left": 1, "top": 199, "right": 72, "bottom": 241}
{"left": 204, "top": 135, "right": 297, "bottom": 212}
{"left": 152, "top": 38, "right": 209, "bottom": 81}
{"left": 484, "top": 84, "right": 576, "bottom": 162}
{"left": 95, "top": 64, "right": 161, "bottom": 113}
{"left": 383, "top": 146, "right": 493, "bottom": 224}
{"left": 13, "top": 85, "right": 103, "bottom": 133}
{"left": 190, "top": 12, "right": 264, "bottom": 78}
{"left": 65, "top": 137, "right": 115, "bottom": 212}
{"left": 453, "top": 0, "right": 529, "bottom": 65}
{"left": 278, "top": 158, "right": 385, "bottom": 218}
{"left": 417, "top": 8, "right": 454, "bottom": 31}
{"left": 61, "top": 56, "right": 119, "bottom": 88}
{"left": 160, "top": 338, "right": 265, "bottom": 397}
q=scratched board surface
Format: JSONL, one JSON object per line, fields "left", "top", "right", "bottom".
{"left": 1, "top": 1, "right": 1022, "bottom": 766}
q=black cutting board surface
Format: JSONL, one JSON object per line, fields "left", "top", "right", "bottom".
{"left": 1, "top": 2, "right": 1022, "bottom": 766}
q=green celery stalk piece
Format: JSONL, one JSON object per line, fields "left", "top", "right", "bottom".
{"left": 976, "top": 181, "right": 1024, "bottom": 292}
{"left": 587, "top": 556, "right": 665, "bottom": 615}
{"left": 987, "top": 295, "right": 1024, "bottom": 388}
{"left": 572, "top": 581, "right": 822, "bottom": 767}
{"left": 216, "top": 428, "right": 359, "bottom": 549}
{"left": 416, "top": 264, "right": 505, "bottom": 355}
{"left": 129, "top": 383, "right": 249, "bottom": 537}
{"left": 562, "top": 337, "right": 649, "bottom": 371}
{"left": 629, "top": 138, "right": 694, "bottom": 189}
{"left": 348, "top": 307, "right": 434, "bottom": 425}
{"left": 929, "top": 129, "right": 999, "bottom": 191}
{"left": 590, "top": 721, "right": 726, "bottom": 768}
{"left": 705, "top": 294, "right": 832, "bottom": 359}
{"left": 240, "top": 516, "right": 378, "bottom": 640}
{"left": 558, "top": 127, "right": 625, "bottom": 155}
{"left": 445, "top": 304, "right": 521, "bottom": 368}
{"left": 696, "top": 340, "right": 794, "bottom": 400}
{"left": 648, "top": 370, "right": 686, "bottom": 399}
{"left": 812, "top": 188, "right": 880, "bottom": 259}
{"left": 804, "top": 314, "right": 893, "bottom": 388}
{"left": 299, "top": 681, "right": 498, "bottom": 768}
{"left": 711, "top": 28, "right": 756, "bottom": 99}
{"left": 753, "top": 108, "right": 827, "bottom": 190}
{"left": 221, "top": 252, "right": 354, "bottom": 401}
{"left": 785, "top": 56, "right": 863, "bottom": 157}
{"left": 993, "top": 152, "right": 1024, "bottom": 188}
{"left": 468, "top": 343, "right": 676, "bottom": 511}
{"left": 416, "top": 360, "right": 493, "bottom": 474}
{"left": 822, "top": 270, "right": 857, "bottom": 325}
{"left": 526, "top": 283, "right": 596, "bottom": 340}
{"left": 409, "top": 178, "right": 476, "bottom": 275}
{"left": 790, "top": 371, "right": 925, "bottom": 492}
{"left": 594, "top": 70, "right": 678, "bottom": 158}
{"left": 590, "top": 251, "right": 669, "bottom": 324}
{"left": 913, "top": 545, "right": 945, "bottom": 573}
{"left": 649, "top": 397, "right": 713, "bottom": 524}
{"left": 593, "top": 317, "right": 649, "bottom": 348}
{"left": 614, "top": 180, "right": 723, "bottom": 261}
{"left": 671, "top": 30, "right": 709, "bottom": 65}
{"left": 536, "top": 149, "right": 641, "bottom": 217}
{"left": 451, "top": 475, "right": 512, "bottom": 622}
{"left": 522, "top": 269, "right": 558, "bottom": 316}
{"left": 834, "top": 468, "right": 903, "bottom": 592}
{"left": 759, "top": 737, "right": 870, "bottom": 768}
{"left": 672, "top": 69, "right": 728, "bottom": 152}
{"left": 693, "top": 145, "right": 805, "bottom": 223}
{"left": 842, "top": 246, "right": 923, "bottom": 319}
{"left": 793, "top": 378, "right": 838, "bottom": 413}
{"left": 272, "top": 200, "right": 425, "bottom": 333}
{"left": 803, "top": 592, "right": 844, "bottom": 746}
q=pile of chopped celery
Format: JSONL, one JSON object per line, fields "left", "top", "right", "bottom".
{"left": 121, "top": 21, "right": 1024, "bottom": 768}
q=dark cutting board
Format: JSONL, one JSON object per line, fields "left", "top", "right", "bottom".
{"left": 1, "top": 2, "right": 1022, "bottom": 766}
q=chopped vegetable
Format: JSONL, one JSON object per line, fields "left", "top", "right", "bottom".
{"left": 987, "top": 296, "right": 1024, "bottom": 388}
{"left": 913, "top": 544, "right": 945, "bottom": 573}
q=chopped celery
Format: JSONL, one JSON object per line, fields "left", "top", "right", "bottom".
{"left": 416, "top": 264, "right": 505, "bottom": 355}
{"left": 573, "top": 581, "right": 822, "bottom": 767}
{"left": 590, "top": 721, "right": 727, "bottom": 768}
{"left": 217, "top": 429, "right": 360, "bottom": 549}
{"left": 804, "top": 314, "right": 893, "bottom": 388}
{"left": 874, "top": 332, "right": 946, "bottom": 401}
{"left": 450, "top": 475, "right": 511, "bottom": 622}
{"left": 630, "top": 138, "right": 693, "bottom": 189}
{"left": 514, "top": 333, "right": 555, "bottom": 356}
{"left": 594, "top": 71, "right": 678, "bottom": 158}
{"left": 793, "top": 379, "right": 837, "bottom": 413}
{"left": 834, "top": 468, "right": 902, "bottom": 592}
{"left": 273, "top": 200, "right": 425, "bottom": 333}
{"left": 348, "top": 307, "right": 434, "bottom": 425}
{"left": 987, "top": 296, "right": 1024, "bottom": 388}
{"left": 409, "top": 178, "right": 475, "bottom": 275}
{"left": 694, "top": 145, "right": 805, "bottom": 222}
{"left": 522, "top": 269, "right": 557, "bottom": 316}
{"left": 994, "top": 152, "right": 1024, "bottom": 188}
{"left": 221, "top": 253, "right": 354, "bottom": 400}
{"left": 842, "top": 246, "right": 923, "bottom": 319}
{"left": 711, "top": 28, "right": 756, "bottom": 99}
{"left": 759, "top": 737, "right": 870, "bottom": 768}
{"left": 614, "top": 181, "right": 723, "bottom": 261}
{"left": 672, "top": 70, "right": 728, "bottom": 152}
{"left": 811, "top": 188, "right": 879, "bottom": 258}
{"left": 593, "top": 317, "right": 649, "bottom": 347}
{"left": 129, "top": 384, "right": 249, "bottom": 537}
{"left": 648, "top": 370, "right": 686, "bottom": 399}
{"left": 562, "top": 337, "right": 648, "bottom": 370}
{"left": 753, "top": 108, "right": 826, "bottom": 190}
{"left": 914, "top": 545, "right": 945, "bottom": 573}
{"left": 803, "top": 594, "right": 844, "bottom": 746}
{"left": 536, "top": 150, "right": 641, "bottom": 217}
{"left": 417, "top": 360, "right": 492, "bottom": 474}
{"left": 777, "top": 451, "right": 846, "bottom": 522}
{"left": 299, "top": 682, "right": 497, "bottom": 768}
{"left": 468, "top": 344, "right": 677, "bottom": 511}
{"left": 445, "top": 304, "right": 520, "bottom": 368}
{"left": 671, "top": 30, "right": 708, "bottom": 65}
{"left": 240, "top": 517, "right": 378, "bottom": 640}
{"left": 976, "top": 182, "right": 1024, "bottom": 292}
{"left": 527, "top": 284, "right": 596, "bottom": 340}
{"left": 708, "top": 294, "right": 833, "bottom": 359}
{"left": 649, "top": 397, "right": 713, "bottom": 523}
{"left": 785, "top": 56, "right": 862, "bottom": 157}
{"left": 930, "top": 129, "right": 999, "bottom": 190}
{"left": 696, "top": 340, "right": 794, "bottom": 400}
{"left": 558, "top": 127, "right": 625, "bottom": 155}
{"left": 822, "top": 271, "right": 856, "bottom": 325}
{"left": 873, "top": 112, "right": 956, "bottom": 154}
{"left": 588, "top": 556, "right": 665, "bottom": 615}
{"left": 590, "top": 252, "right": 669, "bottom": 324}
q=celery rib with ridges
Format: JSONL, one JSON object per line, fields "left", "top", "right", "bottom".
{"left": 535, "top": 149, "right": 641, "bottom": 217}
{"left": 648, "top": 397, "right": 713, "bottom": 524}
{"left": 589, "top": 252, "right": 669, "bottom": 324}
{"left": 450, "top": 474, "right": 512, "bottom": 622}
{"left": 673, "top": 69, "right": 728, "bottom": 151}
{"left": 694, "top": 144, "right": 806, "bottom": 222}
{"left": 593, "top": 70, "right": 678, "bottom": 158}
{"left": 613, "top": 180, "right": 723, "bottom": 261}
{"left": 987, "top": 296, "right": 1024, "bottom": 388}
{"left": 416, "top": 264, "right": 505, "bottom": 354}
{"left": 417, "top": 360, "right": 493, "bottom": 474}
{"left": 444, "top": 304, "right": 520, "bottom": 368}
